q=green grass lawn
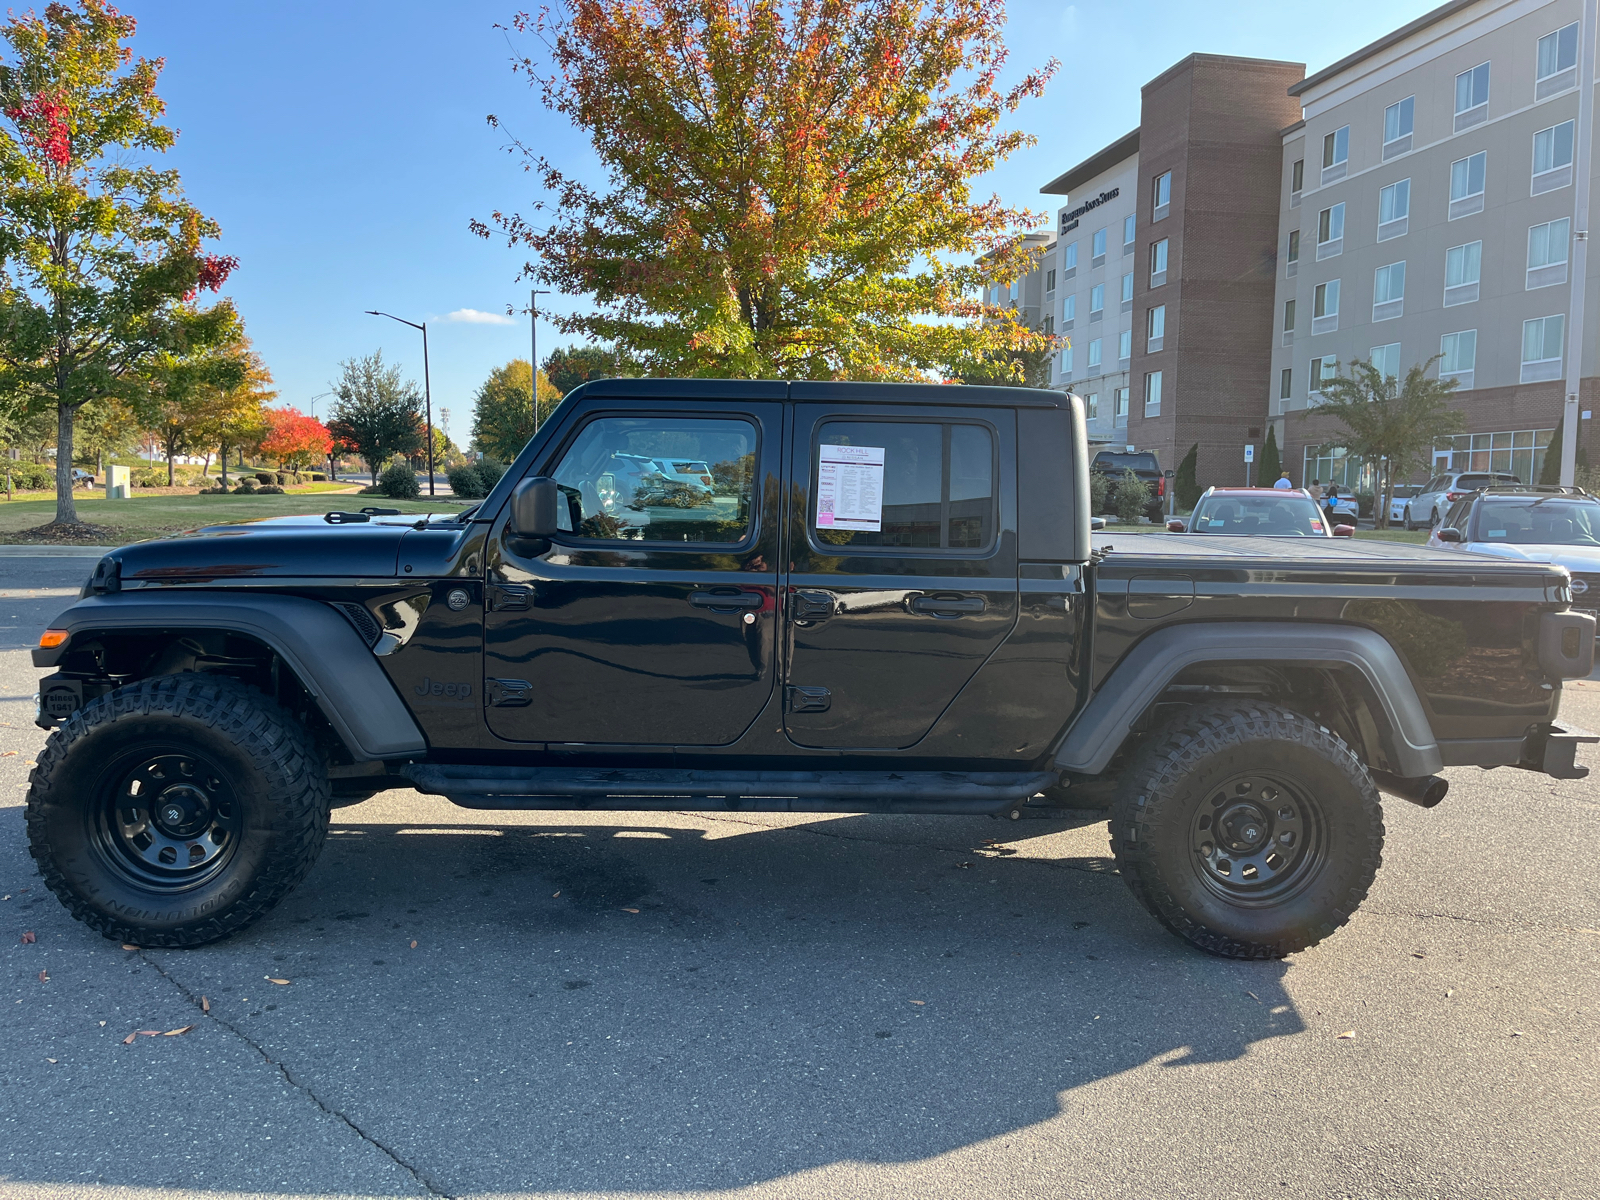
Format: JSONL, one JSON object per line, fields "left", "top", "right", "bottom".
{"left": 0, "top": 492, "right": 467, "bottom": 544}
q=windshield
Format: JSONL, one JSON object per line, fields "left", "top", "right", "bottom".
{"left": 1093, "top": 453, "right": 1158, "bottom": 473}
{"left": 1189, "top": 494, "right": 1329, "bottom": 536}
{"left": 1473, "top": 500, "right": 1600, "bottom": 546}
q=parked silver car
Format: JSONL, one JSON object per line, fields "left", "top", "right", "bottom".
{"left": 1404, "top": 471, "right": 1521, "bottom": 530}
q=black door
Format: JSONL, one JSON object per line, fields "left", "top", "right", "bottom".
{"left": 782, "top": 403, "right": 1018, "bottom": 749}
{"left": 484, "top": 399, "right": 782, "bottom": 746}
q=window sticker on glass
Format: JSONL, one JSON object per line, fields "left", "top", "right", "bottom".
{"left": 816, "top": 444, "right": 886, "bottom": 532}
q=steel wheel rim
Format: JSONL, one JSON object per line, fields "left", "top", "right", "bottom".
{"left": 90, "top": 748, "right": 243, "bottom": 892}
{"left": 1188, "top": 771, "right": 1327, "bottom": 905}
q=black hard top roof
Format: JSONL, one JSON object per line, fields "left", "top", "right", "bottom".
{"left": 570, "top": 378, "right": 1065, "bottom": 408}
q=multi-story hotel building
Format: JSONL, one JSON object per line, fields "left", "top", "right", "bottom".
{"left": 1271, "top": 0, "right": 1597, "bottom": 489}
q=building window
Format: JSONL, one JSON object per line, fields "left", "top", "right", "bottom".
{"left": 1434, "top": 428, "right": 1555, "bottom": 481}
{"left": 1152, "top": 171, "right": 1171, "bottom": 221}
{"left": 1282, "top": 298, "right": 1296, "bottom": 345}
{"left": 1383, "top": 96, "right": 1414, "bottom": 159}
{"left": 1123, "top": 213, "right": 1136, "bottom": 249}
{"left": 1440, "top": 329, "right": 1477, "bottom": 388}
{"left": 1528, "top": 217, "right": 1571, "bottom": 290}
{"left": 1045, "top": 268, "right": 1056, "bottom": 294}
{"left": 1088, "top": 337, "right": 1102, "bottom": 370}
{"left": 1147, "top": 304, "right": 1166, "bottom": 353}
{"left": 1370, "top": 342, "right": 1401, "bottom": 381}
{"left": 1149, "top": 238, "right": 1168, "bottom": 287}
{"left": 1286, "top": 229, "right": 1300, "bottom": 278}
{"left": 1144, "top": 371, "right": 1162, "bottom": 417}
{"left": 1290, "top": 158, "right": 1304, "bottom": 204}
{"left": 1007, "top": 279, "right": 1019, "bottom": 303}
{"left": 1042, "top": 314, "right": 1054, "bottom": 336}
{"left": 1532, "top": 119, "right": 1575, "bottom": 193}
{"left": 1521, "top": 314, "right": 1566, "bottom": 382}
{"left": 1309, "top": 355, "right": 1338, "bottom": 399}
{"left": 1060, "top": 343, "right": 1073, "bottom": 375}
{"left": 1120, "top": 271, "right": 1134, "bottom": 312}
{"left": 1321, "top": 125, "right": 1350, "bottom": 184}
{"left": 1280, "top": 366, "right": 1293, "bottom": 405}
{"left": 1092, "top": 227, "right": 1107, "bottom": 265}
{"left": 1449, "top": 151, "right": 1487, "bottom": 219}
{"left": 1373, "top": 261, "right": 1406, "bottom": 322}
{"left": 1312, "top": 279, "right": 1340, "bottom": 335}
{"left": 1444, "top": 240, "right": 1482, "bottom": 307}
{"left": 1089, "top": 283, "right": 1105, "bottom": 318}
{"left": 1316, "top": 202, "right": 1345, "bottom": 260}
{"left": 1454, "top": 61, "right": 1490, "bottom": 132}
{"left": 1537, "top": 22, "right": 1579, "bottom": 100}
{"left": 1118, "top": 328, "right": 1132, "bottom": 362}
{"left": 1085, "top": 392, "right": 1099, "bottom": 419}
{"left": 1062, "top": 293, "right": 1076, "bottom": 325}
{"left": 1062, "top": 241, "right": 1078, "bottom": 277}
{"left": 1377, "top": 179, "right": 1410, "bottom": 241}
{"left": 1114, "top": 387, "right": 1130, "bottom": 423}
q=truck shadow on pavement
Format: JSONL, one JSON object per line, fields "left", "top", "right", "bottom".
{"left": 5, "top": 805, "right": 1302, "bottom": 1196}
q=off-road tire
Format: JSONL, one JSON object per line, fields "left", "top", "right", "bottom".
{"left": 1109, "top": 702, "right": 1384, "bottom": 958}
{"left": 26, "top": 675, "right": 331, "bottom": 947}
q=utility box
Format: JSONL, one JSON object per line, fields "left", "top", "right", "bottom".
{"left": 106, "top": 465, "right": 130, "bottom": 500}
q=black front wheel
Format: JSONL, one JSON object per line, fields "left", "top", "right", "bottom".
{"left": 1110, "top": 702, "right": 1384, "bottom": 958}
{"left": 27, "top": 675, "right": 331, "bottom": 947}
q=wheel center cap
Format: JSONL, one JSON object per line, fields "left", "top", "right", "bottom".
{"left": 152, "top": 784, "right": 210, "bottom": 837}
{"left": 1218, "top": 803, "right": 1270, "bottom": 853}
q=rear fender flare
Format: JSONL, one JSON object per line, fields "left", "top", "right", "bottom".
{"left": 1054, "top": 622, "right": 1441, "bottom": 778}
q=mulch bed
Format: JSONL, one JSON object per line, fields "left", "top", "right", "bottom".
{"left": 12, "top": 521, "right": 124, "bottom": 544}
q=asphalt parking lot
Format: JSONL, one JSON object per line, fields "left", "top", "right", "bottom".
{"left": 2, "top": 551, "right": 1598, "bottom": 1200}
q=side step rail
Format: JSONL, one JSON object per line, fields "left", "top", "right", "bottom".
{"left": 400, "top": 764, "right": 1058, "bottom": 815}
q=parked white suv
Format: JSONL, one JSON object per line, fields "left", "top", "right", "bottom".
{"left": 1404, "top": 471, "right": 1521, "bottom": 530}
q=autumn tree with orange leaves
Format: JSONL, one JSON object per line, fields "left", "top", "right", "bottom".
{"left": 476, "top": 0, "right": 1056, "bottom": 381}
{"left": 0, "top": 2, "right": 240, "bottom": 526}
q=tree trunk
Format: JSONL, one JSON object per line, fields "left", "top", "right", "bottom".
{"left": 54, "top": 404, "right": 78, "bottom": 525}
{"left": 219, "top": 440, "right": 230, "bottom": 488}
{"left": 166, "top": 442, "right": 175, "bottom": 487}
{"left": 203, "top": 451, "right": 211, "bottom": 479}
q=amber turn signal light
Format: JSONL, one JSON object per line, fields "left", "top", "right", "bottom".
{"left": 38, "top": 629, "right": 68, "bottom": 649}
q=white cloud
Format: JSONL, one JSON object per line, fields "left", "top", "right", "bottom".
{"left": 442, "top": 308, "right": 515, "bottom": 326}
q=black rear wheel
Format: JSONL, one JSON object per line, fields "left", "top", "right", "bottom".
{"left": 27, "top": 675, "right": 331, "bottom": 947}
{"left": 1110, "top": 702, "right": 1384, "bottom": 958}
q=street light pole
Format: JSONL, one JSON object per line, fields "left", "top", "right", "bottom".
{"left": 365, "top": 310, "right": 435, "bottom": 497}
{"left": 530, "top": 288, "right": 550, "bottom": 433}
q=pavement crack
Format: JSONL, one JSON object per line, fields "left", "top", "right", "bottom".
{"left": 136, "top": 951, "right": 456, "bottom": 1198}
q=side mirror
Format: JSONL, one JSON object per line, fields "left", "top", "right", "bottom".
{"left": 1090, "top": 516, "right": 1107, "bottom": 531}
{"left": 509, "top": 477, "right": 559, "bottom": 538}
{"left": 1166, "top": 519, "right": 1186, "bottom": 533}
{"left": 1436, "top": 527, "right": 1463, "bottom": 544}
{"left": 1333, "top": 524, "right": 1355, "bottom": 537}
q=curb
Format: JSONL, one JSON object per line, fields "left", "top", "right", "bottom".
{"left": 0, "top": 544, "right": 119, "bottom": 558}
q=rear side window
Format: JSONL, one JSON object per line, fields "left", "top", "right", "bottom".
{"left": 813, "top": 420, "right": 995, "bottom": 551}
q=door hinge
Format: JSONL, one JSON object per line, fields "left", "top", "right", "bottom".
{"left": 488, "top": 584, "right": 531, "bottom": 612}
{"left": 786, "top": 685, "right": 832, "bottom": 713}
{"left": 487, "top": 678, "right": 533, "bottom": 707}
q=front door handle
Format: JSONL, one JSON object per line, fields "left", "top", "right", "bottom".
{"left": 690, "top": 589, "right": 764, "bottom": 612}
{"left": 909, "top": 594, "right": 986, "bottom": 617}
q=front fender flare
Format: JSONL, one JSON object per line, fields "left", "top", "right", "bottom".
{"left": 1054, "top": 622, "right": 1441, "bottom": 778}
{"left": 34, "top": 592, "right": 427, "bottom": 761}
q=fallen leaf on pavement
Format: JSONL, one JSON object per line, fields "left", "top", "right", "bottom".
{"left": 552, "top": 891, "right": 560, "bottom": 898}
{"left": 23, "top": 761, "right": 34, "bottom": 767}
{"left": 621, "top": 907, "right": 640, "bottom": 914}
{"left": 1511, "top": 1030, "right": 1524, "bottom": 1037}
{"left": 265, "top": 977, "right": 290, "bottom": 986}
{"left": 20, "top": 931, "right": 35, "bottom": 944}
{"left": 1411, "top": 952, "right": 1425, "bottom": 959}
{"left": 122, "top": 1033, "right": 136, "bottom": 1045}
{"left": 201, "top": 996, "right": 209, "bottom": 1013}
{"left": 121, "top": 944, "right": 138, "bottom": 951}
{"left": 98, "top": 1021, "right": 105, "bottom": 1027}
{"left": 38, "top": 969, "right": 48, "bottom": 982}
{"left": 46, "top": 1058, "right": 56, "bottom": 1064}
{"left": 1336, "top": 1030, "right": 1356, "bottom": 1039}
{"left": 136, "top": 1030, "right": 160, "bottom": 1037}
{"left": 409, "top": 940, "right": 417, "bottom": 949}
{"left": 1446, "top": 989, "right": 1455, "bottom": 997}
{"left": 910, "top": 1000, "right": 926, "bottom": 1005}
{"left": 1, "top": 750, "right": 16, "bottom": 757}
{"left": 1245, "top": 991, "right": 1259, "bottom": 1000}
{"left": 955, "top": 861, "right": 973, "bottom": 869}
{"left": 163, "top": 1026, "right": 193, "bottom": 1037}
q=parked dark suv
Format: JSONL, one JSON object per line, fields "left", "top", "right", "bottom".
{"left": 1090, "top": 449, "right": 1164, "bottom": 522}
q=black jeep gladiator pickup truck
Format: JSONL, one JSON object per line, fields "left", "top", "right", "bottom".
{"left": 25, "top": 380, "right": 1598, "bottom": 958}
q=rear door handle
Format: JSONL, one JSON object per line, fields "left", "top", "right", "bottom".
{"left": 910, "top": 594, "right": 986, "bottom": 617}
{"left": 690, "top": 589, "right": 764, "bottom": 612}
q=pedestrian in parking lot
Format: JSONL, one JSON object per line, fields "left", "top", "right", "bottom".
{"left": 1273, "top": 470, "right": 1293, "bottom": 490}
{"left": 1308, "top": 479, "right": 1324, "bottom": 504}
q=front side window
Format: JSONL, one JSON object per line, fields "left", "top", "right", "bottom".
{"left": 1384, "top": 96, "right": 1414, "bottom": 146}
{"left": 1440, "top": 329, "right": 1477, "bottom": 376}
{"left": 1152, "top": 170, "right": 1172, "bottom": 217}
{"left": 1369, "top": 342, "right": 1401, "bottom": 380}
{"left": 1123, "top": 213, "right": 1136, "bottom": 245}
{"left": 1092, "top": 227, "right": 1108, "bottom": 259}
{"left": 1144, "top": 371, "right": 1162, "bottom": 416}
{"left": 1314, "top": 279, "right": 1340, "bottom": 318}
{"left": 1150, "top": 238, "right": 1169, "bottom": 284}
{"left": 1455, "top": 61, "right": 1490, "bottom": 114}
{"left": 551, "top": 416, "right": 757, "bottom": 543}
{"left": 1090, "top": 283, "right": 1105, "bottom": 314}
{"left": 1322, "top": 125, "right": 1349, "bottom": 168}
{"left": 813, "top": 421, "right": 994, "bottom": 551}
{"left": 1537, "top": 22, "right": 1580, "bottom": 82}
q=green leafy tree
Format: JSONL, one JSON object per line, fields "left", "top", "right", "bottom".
{"left": 470, "top": 359, "right": 561, "bottom": 462}
{"left": 193, "top": 345, "right": 273, "bottom": 488}
{"left": 476, "top": 0, "right": 1056, "bottom": 381}
{"left": 1538, "top": 417, "right": 1589, "bottom": 485}
{"left": 0, "top": 1, "right": 241, "bottom": 526}
{"left": 1174, "top": 443, "right": 1202, "bottom": 510}
{"left": 142, "top": 309, "right": 250, "bottom": 483}
{"left": 1257, "top": 424, "right": 1281, "bottom": 487}
{"left": 1301, "top": 356, "right": 1465, "bottom": 529}
{"left": 1115, "top": 468, "right": 1149, "bottom": 524}
{"left": 543, "top": 344, "right": 621, "bottom": 395}
{"left": 956, "top": 344, "right": 1053, "bottom": 388}
{"left": 326, "top": 351, "right": 423, "bottom": 480}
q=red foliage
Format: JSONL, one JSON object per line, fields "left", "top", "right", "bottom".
{"left": 196, "top": 253, "right": 238, "bottom": 292}
{"left": 6, "top": 93, "right": 71, "bottom": 167}
{"left": 260, "top": 407, "right": 332, "bottom": 469}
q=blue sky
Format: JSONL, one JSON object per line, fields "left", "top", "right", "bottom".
{"left": 131, "top": 0, "right": 1444, "bottom": 444}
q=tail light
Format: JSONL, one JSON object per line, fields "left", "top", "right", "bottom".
{"left": 1157, "top": 476, "right": 1166, "bottom": 497}
{"left": 1445, "top": 491, "right": 1463, "bottom": 501}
